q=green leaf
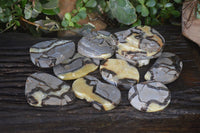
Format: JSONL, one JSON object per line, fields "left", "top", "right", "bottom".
{"left": 136, "top": 5, "right": 142, "bottom": 13}
{"left": 197, "top": 3, "right": 200, "bottom": 12}
{"left": 109, "top": 0, "right": 137, "bottom": 25}
{"left": 71, "top": 15, "right": 80, "bottom": 22}
{"left": 196, "top": 11, "right": 200, "bottom": 19}
{"left": 165, "top": 3, "right": 173, "bottom": 8}
{"left": 141, "top": 5, "right": 149, "bottom": 17}
{"left": 72, "top": 9, "right": 78, "bottom": 14}
{"left": 61, "top": 20, "right": 69, "bottom": 27}
{"left": 69, "top": 22, "right": 74, "bottom": 27}
{"left": 83, "top": 0, "right": 88, "bottom": 3}
{"left": 77, "top": 10, "right": 87, "bottom": 19}
{"left": 132, "top": 19, "right": 141, "bottom": 27}
{"left": 174, "top": 0, "right": 182, "bottom": 4}
{"left": 15, "top": 20, "right": 20, "bottom": 26}
{"left": 76, "top": 0, "right": 83, "bottom": 9}
{"left": 145, "top": 17, "right": 151, "bottom": 25}
{"left": 34, "top": 0, "right": 42, "bottom": 13}
{"left": 151, "top": 18, "right": 160, "bottom": 26}
{"left": 150, "top": 7, "right": 157, "bottom": 15}
{"left": 146, "top": 0, "right": 156, "bottom": 7}
{"left": 65, "top": 13, "right": 71, "bottom": 20}
{"left": 42, "top": 8, "right": 60, "bottom": 15}
{"left": 99, "top": 1, "right": 106, "bottom": 9}
{"left": 79, "top": 7, "right": 86, "bottom": 11}
{"left": 42, "top": 0, "right": 58, "bottom": 10}
{"left": 138, "top": 0, "right": 145, "bottom": 5}
{"left": 0, "top": 7, "right": 3, "bottom": 14}
{"left": 21, "top": 0, "right": 27, "bottom": 8}
{"left": 24, "top": 4, "right": 32, "bottom": 19}
{"left": 85, "top": 0, "right": 97, "bottom": 8}
{"left": 170, "top": 10, "right": 180, "bottom": 17}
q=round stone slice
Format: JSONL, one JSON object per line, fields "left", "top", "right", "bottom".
{"left": 78, "top": 31, "right": 116, "bottom": 59}
{"left": 100, "top": 59, "right": 139, "bottom": 90}
{"left": 53, "top": 53, "right": 100, "bottom": 80}
{"left": 144, "top": 52, "right": 183, "bottom": 84}
{"left": 128, "top": 81, "right": 171, "bottom": 112}
{"left": 114, "top": 26, "right": 165, "bottom": 66}
{"left": 30, "top": 40, "right": 75, "bottom": 68}
{"left": 72, "top": 75, "right": 121, "bottom": 111}
{"left": 25, "top": 72, "right": 75, "bottom": 107}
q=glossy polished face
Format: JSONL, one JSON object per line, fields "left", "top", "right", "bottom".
{"left": 115, "top": 26, "right": 165, "bottom": 61}
{"left": 25, "top": 72, "right": 75, "bottom": 107}
{"left": 128, "top": 81, "right": 171, "bottom": 112}
{"left": 145, "top": 52, "right": 183, "bottom": 84}
{"left": 72, "top": 76, "right": 121, "bottom": 111}
{"left": 53, "top": 53, "right": 100, "bottom": 80}
{"left": 100, "top": 59, "right": 139, "bottom": 90}
{"left": 78, "top": 31, "right": 117, "bottom": 59}
{"left": 30, "top": 40, "right": 75, "bottom": 68}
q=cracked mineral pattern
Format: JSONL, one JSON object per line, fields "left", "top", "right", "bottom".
{"left": 53, "top": 53, "right": 100, "bottom": 80}
{"left": 100, "top": 59, "right": 139, "bottom": 90}
{"left": 114, "top": 26, "right": 165, "bottom": 66}
{"left": 128, "top": 81, "right": 171, "bottom": 112}
{"left": 72, "top": 75, "right": 121, "bottom": 111}
{"left": 25, "top": 72, "right": 75, "bottom": 107}
{"left": 78, "top": 31, "right": 116, "bottom": 59}
{"left": 30, "top": 40, "right": 75, "bottom": 68}
{"left": 144, "top": 52, "right": 183, "bottom": 84}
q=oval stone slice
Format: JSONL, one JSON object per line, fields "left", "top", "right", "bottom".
{"left": 144, "top": 52, "right": 183, "bottom": 84}
{"left": 72, "top": 75, "right": 121, "bottom": 111}
{"left": 100, "top": 59, "right": 139, "bottom": 90}
{"left": 25, "top": 72, "right": 75, "bottom": 107}
{"left": 115, "top": 26, "right": 165, "bottom": 65}
{"left": 30, "top": 40, "right": 75, "bottom": 68}
{"left": 128, "top": 81, "right": 171, "bottom": 112}
{"left": 53, "top": 53, "right": 100, "bottom": 80}
{"left": 78, "top": 31, "right": 116, "bottom": 59}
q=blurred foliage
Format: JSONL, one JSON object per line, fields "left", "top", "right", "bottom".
{"left": 0, "top": 0, "right": 184, "bottom": 34}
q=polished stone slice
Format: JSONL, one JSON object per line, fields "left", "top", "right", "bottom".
{"left": 100, "top": 59, "right": 139, "bottom": 89}
{"left": 72, "top": 75, "right": 121, "bottom": 111}
{"left": 144, "top": 52, "right": 183, "bottom": 84}
{"left": 30, "top": 40, "right": 75, "bottom": 68}
{"left": 115, "top": 26, "right": 165, "bottom": 66}
{"left": 128, "top": 81, "right": 171, "bottom": 112}
{"left": 53, "top": 53, "right": 100, "bottom": 80}
{"left": 25, "top": 72, "right": 75, "bottom": 107}
{"left": 78, "top": 31, "right": 116, "bottom": 59}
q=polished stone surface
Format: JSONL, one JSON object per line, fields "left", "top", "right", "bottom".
{"left": 145, "top": 52, "right": 183, "bottom": 84}
{"left": 25, "top": 72, "right": 75, "bottom": 107}
{"left": 53, "top": 53, "right": 100, "bottom": 80}
{"left": 78, "top": 31, "right": 116, "bottom": 59}
{"left": 128, "top": 81, "right": 171, "bottom": 112}
{"left": 72, "top": 75, "right": 121, "bottom": 111}
{"left": 30, "top": 40, "right": 75, "bottom": 68}
{"left": 100, "top": 59, "right": 139, "bottom": 90}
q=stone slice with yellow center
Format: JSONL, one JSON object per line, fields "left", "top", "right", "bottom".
{"left": 72, "top": 75, "right": 121, "bottom": 111}
{"left": 114, "top": 26, "right": 165, "bottom": 67}
{"left": 100, "top": 59, "right": 139, "bottom": 90}
{"left": 25, "top": 72, "right": 75, "bottom": 107}
{"left": 128, "top": 81, "right": 171, "bottom": 112}
{"left": 30, "top": 40, "right": 75, "bottom": 68}
{"left": 53, "top": 53, "right": 100, "bottom": 80}
{"left": 144, "top": 52, "right": 183, "bottom": 84}
{"left": 78, "top": 31, "right": 117, "bottom": 59}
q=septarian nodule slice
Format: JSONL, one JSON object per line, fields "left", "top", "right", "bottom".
{"left": 53, "top": 53, "right": 100, "bottom": 80}
{"left": 115, "top": 26, "right": 165, "bottom": 66}
{"left": 30, "top": 40, "right": 75, "bottom": 68}
{"left": 100, "top": 59, "right": 139, "bottom": 89}
{"left": 128, "top": 81, "right": 171, "bottom": 112}
{"left": 78, "top": 31, "right": 116, "bottom": 59}
{"left": 144, "top": 52, "right": 183, "bottom": 84}
{"left": 72, "top": 75, "right": 121, "bottom": 111}
{"left": 25, "top": 72, "right": 75, "bottom": 107}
